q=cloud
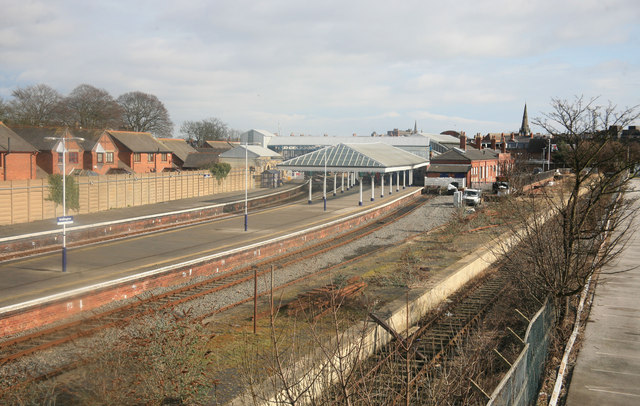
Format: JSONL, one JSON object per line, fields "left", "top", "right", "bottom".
{"left": 1, "top": 0, "right": 639, "bottom": 136}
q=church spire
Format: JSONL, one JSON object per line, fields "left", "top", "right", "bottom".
{"left": 413, "top": 120, "right": 418, "bottom": 134}
{"left": 519, "top": 103, "right": 531, "bottom": 135}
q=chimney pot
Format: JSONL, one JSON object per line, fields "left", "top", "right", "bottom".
{"left": 460, "top": 135, "right": 467, "bottom": 151}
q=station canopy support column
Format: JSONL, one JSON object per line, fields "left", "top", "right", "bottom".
{"left": 341, "top": 172, "right": 345, "bottom": 193}
{"left": 333, "top": 173, "right": 337, "bottom": 196}
{"left": 308, "top": 175, "right": 312, "bottom": 204}
{"left": 389, "top": 173, "right": 393, "bottom": 195}
{"left": 371, "top": 174, "right": 375, "bottom": 201}
{"left": 403, "top": 170, "right": 406, "bottom": 189}
{"left": 381, "top": 174, "right": 385, "bottom": 198}
{"left": 359, "top": 177, "right": 363, "bottom": 206}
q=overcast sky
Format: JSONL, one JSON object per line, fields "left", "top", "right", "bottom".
{"left": 1, "top": 0, "right": 639, "bottom": 137}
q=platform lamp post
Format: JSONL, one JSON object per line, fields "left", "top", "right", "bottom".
{"left": 45, "top": 135, "right": 84, "bottom": 273}
{"left": 323, "top": 147, "right": 327, "bottom": 211}
{"left": 244, "top": 141, "right": 248, "bottom": 231}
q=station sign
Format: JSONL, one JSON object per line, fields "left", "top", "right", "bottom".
{"left": 57, "top": 216, "right": 74, "bottom": 225}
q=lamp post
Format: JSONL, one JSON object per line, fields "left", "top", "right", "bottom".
{"left": 323, "top": 147, "right": 327, "bottom": 211}
{"left": 45, "top": 134, "right": 84, "bottom": 273}
{"left": 245, "top": 141, "right": 248, "bottom": 231}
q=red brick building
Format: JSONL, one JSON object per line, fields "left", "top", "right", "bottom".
{"left": 427, "top": 135, "right": 512, "bottom": 189}
{"left": 0, "top": 122, "right": 38, "bottom": 180}
{"left": 107, "top": 131, "right": 173, "bottom": 173}
{"left": 158, "top": 138, "right": 197, "bottom": 169}
{"left": 12, "top": 127, "right": 85, "bottom": 176}
{"left": 77, "top": 129, "right": 121, "bottom": 175}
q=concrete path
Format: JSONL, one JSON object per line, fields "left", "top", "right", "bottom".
{"left": 566, "top": 179, "right": 640, "bottom": 405}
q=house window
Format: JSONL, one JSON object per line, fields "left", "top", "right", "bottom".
{"left": 69, "top": 152, "right": 78, "bottom": 164}
{"left": 161, "top": 153, "right": 168, "bottom": 162}
{"left": 106, "top": 152, "right": 114, "bottom": 163}
{"left": 97, "top": 152, "right": 104, "bottom": 163}
{"left": 58, "top": 153, "right": 63, "bottom": 163}
{"left": 134, "top": 153, "right": 141, "bottom": 162}
{"left": 148, "top": 153, "right": 154, "bottom": 162}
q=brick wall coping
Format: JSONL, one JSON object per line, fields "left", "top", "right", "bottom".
{"left": 0, "top": 183, "right": 306, "bottom": 244}
{"left": 0, "top": 188, "right": 422, "bottom": 316}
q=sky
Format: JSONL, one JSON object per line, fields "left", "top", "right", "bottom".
{"left": 1, "top": 0, "right": 639, "bottom": 137}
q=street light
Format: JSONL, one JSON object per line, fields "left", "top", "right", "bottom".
{"left": 323, "top": 147, "right": 327, "bottom": 211}
{"left": 45, "top": 134, "right": 85, "bottom": 273}
{"left": 245, "top": 141, "right": 248, "bottom": 231}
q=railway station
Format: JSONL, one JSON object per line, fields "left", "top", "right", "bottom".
{"left": 0, "top": 172, "right": 424, "bottom": 336}
{"left": 277, "top": 142, "right": 429, "bottom": 206}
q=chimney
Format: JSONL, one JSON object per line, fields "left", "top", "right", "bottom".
{"left": 459, "top": 134, "right": 467, "bottom": 151}
{"left": 491, "top": 136, "right": 497, "bottom": 150}
{"left": 475, "top": 135, "right": 482, "bottom": 150}
{"left": 501, "top": 141, "right": 506, "bottom": 153}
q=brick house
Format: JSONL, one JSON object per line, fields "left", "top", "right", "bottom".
{"left": 158, "top": 138, "right": 197, "bottom": 169}
{"left": 12, "top": 127, "right": 85, "bottom": 176}
{"left": 76, "top": 129, "right": 121, "bottom": 175}
{"left": 107, "top": 130, "right": 172, "bottom": 173}
{"left": 427, "top": 135, "right": 512, "bottom": 189}
{"left": 0, "top": 122, "right": 38, "bottom": 180}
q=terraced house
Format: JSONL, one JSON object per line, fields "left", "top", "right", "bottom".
{"left": 0, "top": 122, "right": 38, "bottom": 181}
{"left": 107, "top": 130, "right": 173, "bottom": 173}
{"left": 13, "top": 127, "right": 85, "bottom": 177}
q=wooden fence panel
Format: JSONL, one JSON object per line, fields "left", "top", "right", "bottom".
{"left": 0, "top": 184, "right": 12, "bottom": 224}
{"left": 28, "top": 179, "right": 45, "bottom": 222}
{"left": 0, "top": 170, "right": 252, "bottom": 225}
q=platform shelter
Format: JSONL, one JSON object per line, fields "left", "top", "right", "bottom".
{"left": 277, "top": 143, "right": 428, "bottom": 207}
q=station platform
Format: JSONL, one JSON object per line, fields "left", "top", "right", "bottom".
{"left": 0, "top": 182, "right": 423, "bottom": 334}
{"left": 566, "top": 179, "right": 640, "bottom": 405}
{"left": 0, "top": 182, "right": 305, "bottom": 240}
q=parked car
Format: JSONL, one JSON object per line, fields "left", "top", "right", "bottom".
{"left": 463, "top": 188, "right": 482, "bottom": 206}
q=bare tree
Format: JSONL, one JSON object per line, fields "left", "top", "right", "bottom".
{"left": 117, "top": 91, "right": 174, "bottom": 137}
{"left": 61, "top": 84, "right": 123, "bottom": 129}
{"left": 501, "top": 96, "right": 640, "bottom": 322}
{"left": 180, "top": 117, "right": 230, "bottom": 146}
{"left": 6, "top": 84, "right": 63, "bottom": 126}
{"left": 0, "top": 97, "right": 7, "bottom": 122}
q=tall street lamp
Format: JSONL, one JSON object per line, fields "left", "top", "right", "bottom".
{"left": 323, "top": 147, "right": 327, "bottom": 211}
{"left": 244, "top": 141, "right": 248, "bottom": 231}
{"left": 45, "top": 134, "right": 84, "bottom": 273}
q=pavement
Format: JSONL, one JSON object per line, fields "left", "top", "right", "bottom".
{"left": 0, "top": 180, "right": 422, "bottom": 310}
{"left": 566, "top": 178, "right": 640, "bottom": 405}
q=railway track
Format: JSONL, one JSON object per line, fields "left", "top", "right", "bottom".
{"left": 0, "top": 195, "right": 428, "bottom": 384}
{"left": 324, "top": 270, "right": 509, "bottom": 405}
